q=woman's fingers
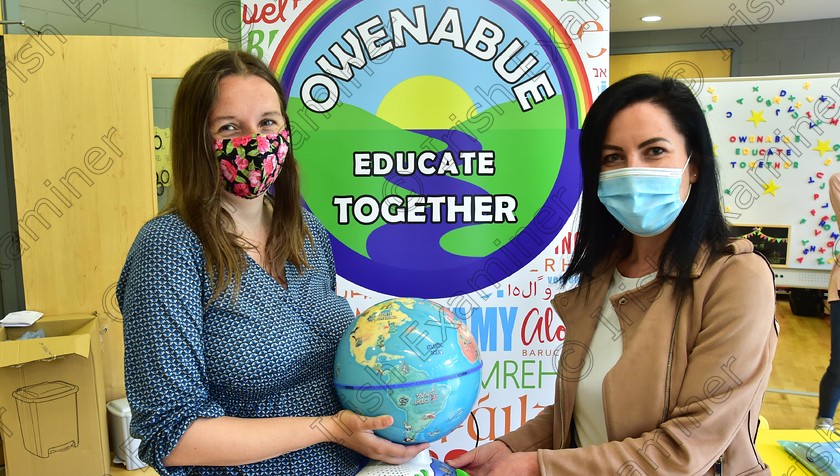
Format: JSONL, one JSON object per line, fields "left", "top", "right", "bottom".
{"left": 375, "top": 442, "right": 430, "bottom": 464}
{"left": 336, "top": 410, "right": 393, "bottom": 432}
{"left": 364, "top": 414, "right": 394, "bottom": 431}
{"left": 446, "top": 449, "right": 475, "bottom": 468}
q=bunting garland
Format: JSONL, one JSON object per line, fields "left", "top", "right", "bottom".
{"left": 734, "top": 226, "right": 789, "bottom": 244}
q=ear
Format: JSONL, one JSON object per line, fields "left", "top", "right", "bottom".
{"left": 688, "top": 163, "right": 700, "bottom": 184}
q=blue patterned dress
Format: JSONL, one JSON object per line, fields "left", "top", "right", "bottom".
{"left": 117, "top": 210, "right": 363, "bottom": 475}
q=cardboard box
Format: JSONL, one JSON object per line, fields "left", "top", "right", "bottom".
{"left": 0, "top": 314, "right": 109, "bottom": 476}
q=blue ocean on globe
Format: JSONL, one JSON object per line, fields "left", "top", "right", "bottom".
{"left": 334, "top": 298, "right": 482, "bottom": 444}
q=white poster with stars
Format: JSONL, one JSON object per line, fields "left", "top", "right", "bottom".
{"left": 695, "top": 74, "right": 840, "bottom": 285}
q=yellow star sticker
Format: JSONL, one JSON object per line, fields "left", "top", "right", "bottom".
{"left": 763, "top": 180, "right": 780, "bottom": 196}
{"left": 747, "top": 110, "right": 766, "bottom": 127}
{"left": 814, "top": 139, "right": 833, "bottom": 157}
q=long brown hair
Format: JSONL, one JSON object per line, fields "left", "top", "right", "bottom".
{"left": 164, "top": 50, "right": 311, "bottom": 300}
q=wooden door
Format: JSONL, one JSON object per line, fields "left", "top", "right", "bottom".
{"left": 4, "top": 35, "right": 227, "bottom": 399}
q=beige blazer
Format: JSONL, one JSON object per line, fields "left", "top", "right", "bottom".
{"left": 498, "top": 239, "right": 778, "bottom": 475}
{"left": 829, "top": 173, "right": 840, "bottom": 302}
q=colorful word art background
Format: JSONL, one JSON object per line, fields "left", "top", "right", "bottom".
{"left": 244, "top": 0, "right": 608, "bottom": 458}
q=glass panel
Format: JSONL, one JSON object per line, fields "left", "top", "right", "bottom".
{"left": 152, "top": 78, "right": 180, "bottom": 212}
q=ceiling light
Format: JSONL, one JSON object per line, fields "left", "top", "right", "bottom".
{"left": 641, "top": 15, "right": 662, "bottom": 22}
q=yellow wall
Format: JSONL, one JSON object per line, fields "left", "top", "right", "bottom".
{"left": 4, "top": 35, "right": 227, "bottom": 400}
{"left": 611, "top": 49, "right": 732, "bottom": 84}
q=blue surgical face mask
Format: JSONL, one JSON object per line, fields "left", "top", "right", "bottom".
{"left": 597, "top": 156, "right": 692, "bottom": 237}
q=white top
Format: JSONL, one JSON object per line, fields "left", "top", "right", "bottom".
{"left": 574, "top": 269, "right": 657, "bottom": 447}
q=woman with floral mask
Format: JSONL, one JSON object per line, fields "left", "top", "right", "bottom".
{"left": 450, "top": 74, "right": 779, "bottom": 475}
{"left": 117, "top": 50, "right": 427, "bottom": 475}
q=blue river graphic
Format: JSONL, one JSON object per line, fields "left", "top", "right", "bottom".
{"left": 366, "top": 129, "right": 491, "bottom": 270}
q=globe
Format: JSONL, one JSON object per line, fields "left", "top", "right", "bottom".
{"left": 334, "top": 297, "right": 482, "bottom": 445}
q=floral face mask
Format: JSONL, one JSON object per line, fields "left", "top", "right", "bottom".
{"left": 214, "top": 130, "right": 289, "bottom": 199}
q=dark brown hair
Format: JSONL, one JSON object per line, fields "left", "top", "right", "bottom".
{"left": 562, "top": 74, "right": 729, "bottom": 293}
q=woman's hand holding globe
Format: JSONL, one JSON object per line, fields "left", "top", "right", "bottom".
{"left": 447, "top": 440, "right": 538, "bottom": 475}
{"left": 324, "top": 409, "right": 430, "bottom": 465}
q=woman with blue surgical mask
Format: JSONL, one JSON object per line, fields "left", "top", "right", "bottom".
{"left": 450, "top": 74, "right": 779, "bottom": 476}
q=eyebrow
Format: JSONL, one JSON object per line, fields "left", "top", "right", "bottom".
{"left": 602, "top": 137, "right": 672, "bottom": 151}
{"left": 209, "top": 111, "right": 285, "bottom": 123}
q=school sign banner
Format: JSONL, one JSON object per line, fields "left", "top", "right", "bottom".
{"left": 243, "top": 0, "right": 608, "bottom": 460}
